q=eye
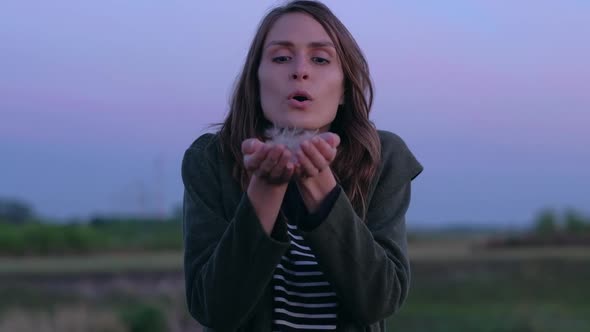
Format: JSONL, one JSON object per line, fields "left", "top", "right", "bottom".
{"left": 312, "top": 57, "right": 330, "bottom": 65}
{"left": 272, "top": 56, "right": 291, "bottom": 63}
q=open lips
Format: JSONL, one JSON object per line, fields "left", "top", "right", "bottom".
{"left": 293, "top": 95, "right": 309, "bottom": 102}
{"left": 288, "top": 91, "right": 312, "bottom": 109}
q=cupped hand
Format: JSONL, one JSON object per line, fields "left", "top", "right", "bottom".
{"left": 294, "top": 132, "right": 341, "bottom": 179}
{"left": 242, "top": 138, "right": 295, "bottom": 185}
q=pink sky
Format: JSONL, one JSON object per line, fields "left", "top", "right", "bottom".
{"left": 1, "top": 0, "right": 588, "bottom": 226}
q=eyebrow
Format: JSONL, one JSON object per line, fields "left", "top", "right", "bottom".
{"left": 264, "top": 40, "right": 335, "bottom": 49}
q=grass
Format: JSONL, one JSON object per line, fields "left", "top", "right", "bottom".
{"left": 0, "top": 251, "right": 182, "bottom": 275}
{"left": 2, "top": 237, "right": 590, "bottom": 275}
{"left": 408, "top": 236, "right": 590, "bottom": 261}
{"left": 0, "top": 238, "right": 589, "bottom": 332}
{"left": 387, "top": 240, "right": 590, "bottom": 332}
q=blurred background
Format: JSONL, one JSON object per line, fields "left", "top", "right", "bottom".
{"left": 1, "top": 1, "right": 588, "bottom": 331}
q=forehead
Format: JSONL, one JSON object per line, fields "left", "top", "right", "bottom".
{"left": 264, "top": 12, "right": 334, "bottom": 45}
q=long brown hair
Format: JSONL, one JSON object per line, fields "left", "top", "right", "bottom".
{"left": 218, "top": 0, "right": 380, "bottom": 219}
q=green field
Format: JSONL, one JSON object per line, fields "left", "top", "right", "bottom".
{"left": 0, "top": 251, "right": 182, "bottom": 275}
{"left": 1, "top": 239, "right": 589, "bottom": 332}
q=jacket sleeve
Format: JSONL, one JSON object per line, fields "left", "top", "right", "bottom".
{"left": 181, "top": 133, "right": 290, "bottom": 331}
{"left": 299, "top": 131, "right": 423, "bottom": 325}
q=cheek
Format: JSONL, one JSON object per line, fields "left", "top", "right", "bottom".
{"left": 257, "top": 65, "right": 282, "bottom": 121}
{"left": 323, "top": 72, "right": 344, "bottom": 101}
{"left": 258, "top": 65, "right": 281, "bottom": 101}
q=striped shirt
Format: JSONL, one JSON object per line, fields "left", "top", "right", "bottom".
{"left": 271, "top": 183, "right": 341, "bottom": 331}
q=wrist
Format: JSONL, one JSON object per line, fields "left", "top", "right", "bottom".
{"left": 248, "top": 174, "right": 289, "bottom": 193}
{"left": 247, "top": 174, "right": 288, "bottom": 235}
{"left": 296, "top": 168, "right": 337, "bottom": 213}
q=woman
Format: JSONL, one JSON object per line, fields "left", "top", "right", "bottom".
{"left": 181, "top": 1, "right": 423, "bottom": 331}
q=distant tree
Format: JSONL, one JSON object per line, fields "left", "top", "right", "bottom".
{"left": 0, "top": 198, "right": 35, "bottom": 224}
{"left": 564, "top": 208, "right": 588, "bottom": 233}
{"left": 534, "top": 208, "right": 558, "bottom": 235}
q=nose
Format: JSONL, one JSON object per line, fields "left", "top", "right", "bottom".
{"left": 291, "top": 71, "right": 308, "bottom": 80}
{"left": 290, "top": 58, "right": 309, "bottom": 80}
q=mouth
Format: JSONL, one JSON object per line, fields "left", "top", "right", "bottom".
{"left": 288, "top": 90, "right": 313, "bottom": 102}
{"left": 293, "top": 95, "right": 309, "bottom": 102}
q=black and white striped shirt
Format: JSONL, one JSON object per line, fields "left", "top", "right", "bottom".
{"left": 271, "top": 183, "right": 341, "bottom": 331}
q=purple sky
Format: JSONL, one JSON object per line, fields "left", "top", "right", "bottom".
{"left": 1, "top": 1, "right": 589, "bottom": 227}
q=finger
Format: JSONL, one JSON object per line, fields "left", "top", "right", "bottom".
{"left": 312, "top": 136, "right": 337, "bottom": 164}
{"left": 258, "top": 145, "right": 283, "bottom": 176}
{"left": 244, "top": 143, "right": 270, "bottom": 172}
{"left": 294, "top": 163, "right": 310, "bottom": 180}
{"left": 279, "top": 161, "right": 295, "bottom": 182}
{"left": 269, "top": 149, "right": 292, "bottom": 179}
{"left": 244, "top": 144, "right": 269, "bottom": 172}
{"left": 317, "top": 132, "right": 341, "bottom": 149}
{"left": 301, "top": 139, "right": 328, "bottom": 171}
{"left": 241, "top": 138, "right": 263, "bottom": 155}
{"left": 296, "top": 145, "right": 319, "bottom": 178}
{"left": 293, "top": 164, "right": 303, "bottom": 178}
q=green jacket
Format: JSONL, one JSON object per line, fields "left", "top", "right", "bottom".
{"left": 181, "top": 130, "right": 423, "bottom": 331}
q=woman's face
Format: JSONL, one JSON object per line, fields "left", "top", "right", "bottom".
{"left": 258, "top": 13, "right": 344, "bottom": 132}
